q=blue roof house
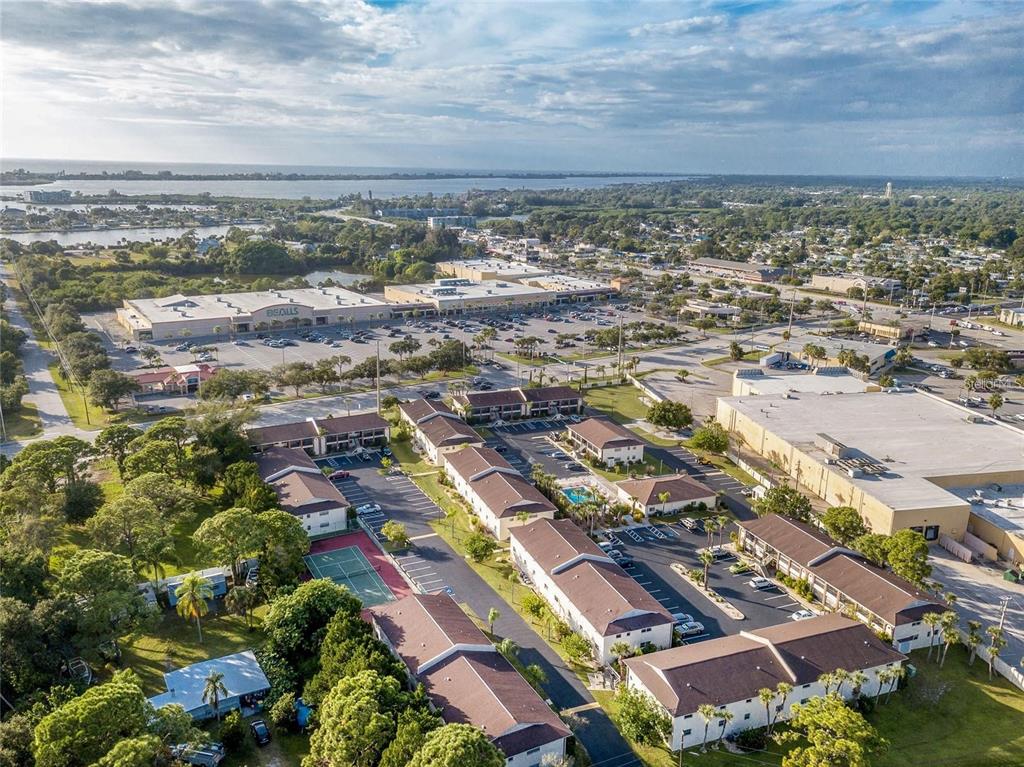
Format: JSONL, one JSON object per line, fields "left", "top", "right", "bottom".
{"left": 148, "top": 651, "right": 270, "bottom": 721}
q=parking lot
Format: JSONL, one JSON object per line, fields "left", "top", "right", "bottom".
{"left": 604, "top": 519, "right": 807, "bottom": 643}
{"left": 317, "top": 457, "right": 457, "bottom": 595}
{"left": 90, "top": 300, "right": 661, "bottom": 378}
{"left": 486, "top": 419, "right": 585, "bottom": 479}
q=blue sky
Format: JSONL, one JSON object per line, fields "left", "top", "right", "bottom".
{"left": 1, "top": 0, "right": 1021, "bottom": 175}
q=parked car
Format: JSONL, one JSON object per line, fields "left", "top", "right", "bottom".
{"left": 356, "top": 503, "right": 382, "bottom": 515}
{"left": 564, "top": 463, "right": 587, "bottom": 472}
{"left": 728, "top": 561, "right": 752, "bottom": 575}
{"left": 598, "top": 541, "right": 619, "bottom": 552}
{"left": 790, "top": 609, "right": 817, "bottom": 621}
{"left": 381, "top": 447, "right": 393, "bottom": 457}
{"left": 747, "top": 576, "right": 774, "bottom": 590}
{"left": 250, "top": 720, "right": 272, "bottom": 746}
{"left": 123, "top": 345, "right": 138, "bottom": 353}
{"left": 170, "top": 743, "right": 225, "bottom": 767}
{"left": 671, "top": 612, "right": 694, "bottom": 625}
{"left": 328, "top": 470, "right": 350, "bottom": 480}
{"left": 679, "top": 517, "right": 704, "bottom": 533}
{"left": 676, "top": 621, "right": 705, "bottom": 637}
{"left": 699, "top": 545, "right": 731, "bottom": 561}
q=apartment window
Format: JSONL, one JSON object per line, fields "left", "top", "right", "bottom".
{"left": 320, "top": 510, "right": 330, "bottom": 516}
{"left": 802, "top": 684, "right": 810, "bottom": 689}
{"left": 800, "top": 698, "right": 809, "bottom": 704}
{"left": 683, "top": 714, "right": 692, "bottom": 720}
{"left": 683, "top": 729, "right": 692, "bottom": 736}
{"left": 744, "top": 713, "right": 751, "bottom": 720}
{"left": 615, "top": 634, "right": 622, "bottom": 638}
{"left": 641, "top": 628, "right": 652, "bottom": 634}
{"left": 320, "top": 522, "right": 330, "bottom": 528}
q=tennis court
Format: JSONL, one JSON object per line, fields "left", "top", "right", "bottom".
{"left": 303, "top": 546, "right": 396, "bottom": 607}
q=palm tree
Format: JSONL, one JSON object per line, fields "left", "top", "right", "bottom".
{"left": 202, "top": 671, "right": 228, "bottom": 722}
{"left": 699, "top": 549, "right": 715, "bottom": 589}
{"left": 716, "top": 709, "right": 735, "bottom": 744}
{"left": 715, "top": 514, "right": 730, "bottom": 548}
{"left": 611, "top": 640, "right": 633, "bottom": 677}
{"left": 883, "top": 666, "right": 905, "bottom": 703}
{"left": 657, "top": 491, "right": 671, "bottom": 516}
{"left": 758, "top": 688, "right": 774, "bottom": 731}
{"left": 704, "top": 517, "right": 719, "bottom": 549}
{"left": 772, "top": 682, "right": 792, "bottom": 729}
{"left": 940, "top": 622, "right": 960, "bottom": 668}
{"left": 507, "top": 571, "right": 519, "bottom": 603}
{"left": 986, "top": 625, "right": 1006, "bottom": 680}
{"left": 333, "top": 354, "right": 352, "bottom": 381}
{"left": 849, "top": 671, "right": 868, "bottom": 698}
{"left": 832, "top": 668, "right": 851, "bottom": 698}
{"left": 965, "top": 620, "right": 983, "bottom": 665}
{"left": 488, "top": 607, "right": 501, "bottom": 635}
{"left": 923, "top": 612, "right": 942, "bottom": 661}
{"left": 225, "top": 585, "right": 259, "bottom": 631}
{"left": 497, "top": 637, "right": 518, "bottom": 659}
{"left": 697, "top": 704, "right": 717, "bottom": 751}
{"left": 818, "top": 671, "right": 835, "bottom": 695}
{"left": 523, "top": 663, "right": 547, "bottom": 690}
{"left": 175, "top": 573, "right": 213, "bottom": 643}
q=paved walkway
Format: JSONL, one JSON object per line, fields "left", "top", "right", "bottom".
{"left": 1, "top": 264, "right": 83, "bottom": 453}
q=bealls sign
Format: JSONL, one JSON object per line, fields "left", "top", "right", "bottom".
{"left": 266, "top": 307, "right": 301, "bottom": 317}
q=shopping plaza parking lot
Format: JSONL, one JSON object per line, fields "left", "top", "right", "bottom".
{"left": 90, "top": 301, "right": 660, "bottom": 375}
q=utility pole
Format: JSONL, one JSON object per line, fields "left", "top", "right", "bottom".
{"left": 375, "top": 340, "right": 381, "bottom": 414}
{"left": 616, "top": 314, "right": 624, "bottom": 379}
{"left": 786, "top": 288, "right": 796, "bottom": 339}
{"left": 998, "top": 595, "right": 1011, "bottom": 630}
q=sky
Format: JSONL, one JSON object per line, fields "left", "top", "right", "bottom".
{"left": 1, "top": 0, "right": 1022, "bottom": 176}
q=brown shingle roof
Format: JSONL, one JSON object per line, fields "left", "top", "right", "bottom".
{"left": 739, "top": 515, "right": 944, "bottom": 625}
{"left": 446, "top": 447, "right": 557, "bottom": 519}
{"left": 625, "top": 615, "right": 905, "bottom": 715}
{"left": 254, "top": 447, "right": 348, "bottom": 515}
{"left": 315, "top": 412, "right": 388, "bottom": 434}
{"left": 512, "top": 519, "right": 672, "bottom": 635}
{"left": 370, "top": 594, "right": 570, "bottom": 758}
{"left": 521, "top": 385, "right": 582, "bottom": 403}
{"left": 399, "top": 398, "right": 455, "bottom": 422}
{"left": 567, "top": 417, "right": 643, "bottom": 449}
{"left": 617, "top": 474, "right": 716, "bottom": 507}
{"left": 248, "top": 420, "right": 318, "bottom": 445}
{"left": 458, "top": 389, "right": 526, "bottom": 408}
{"left": 417, "top": 414, "right": 484, "bottom": 449}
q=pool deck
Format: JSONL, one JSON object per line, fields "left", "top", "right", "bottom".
{"left": 309, "top": 529, "right": 412, "bottom": 602}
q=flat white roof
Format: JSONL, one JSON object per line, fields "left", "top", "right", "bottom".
{"left": 778, "top": 336, "right": 894, "bottom": 361}
{"left": 722, "top": 390, "right": 1024, "bottom": 511}
{"left": 125, "top": 287, "right": 387, "bottom": 323}
{"left": 521, "top": 274, "right": 612, "bottom": 292}
{"left": 393, "top": 279, "right": 550, "bottom": 302}
{"left": 438, "top": 259, "right": 549, "bottom": 278}
{"left": 951, "top": 484, "right": 1024, "bottom": 535}
{"left": 738, "top": 371, "right": 873, "bottom": 396}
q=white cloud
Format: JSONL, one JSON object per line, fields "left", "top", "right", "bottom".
{"left": 0, "top": 0, "right": 1021, "bottom": 174}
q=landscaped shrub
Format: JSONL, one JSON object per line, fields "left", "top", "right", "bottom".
{"left": 219, "top": 710, "right": 246, "bottom": 750}
{"left": 269, "top": 692, "right": 297, "bottom": 730}
{"left": 734, "top": 727, "right": 768, "bottom": 752}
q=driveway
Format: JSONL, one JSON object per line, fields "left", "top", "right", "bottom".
{"left": 929, "top": 549, "right": 1024, "bottom": 682}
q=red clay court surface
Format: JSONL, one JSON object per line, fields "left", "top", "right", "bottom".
{"left": 309, "top": 530, "right": 412, "bottom": 602}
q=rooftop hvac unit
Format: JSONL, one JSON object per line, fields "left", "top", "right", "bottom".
{"left": 847, "top": 468, "right": 863, "bottom": 478}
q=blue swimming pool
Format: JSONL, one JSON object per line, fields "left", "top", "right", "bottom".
{"left": 562, "top": 486, "right": 595, "bottom": 504}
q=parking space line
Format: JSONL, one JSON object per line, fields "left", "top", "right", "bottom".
{"left": 777, "top": 602, "right": 800, "bottom": 609}
{"left": 764, "top": 593, "right": 790, "bottom": 600}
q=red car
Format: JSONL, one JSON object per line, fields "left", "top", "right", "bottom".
{"left": 329, "top": 470, "right": 350, "bottom": 480}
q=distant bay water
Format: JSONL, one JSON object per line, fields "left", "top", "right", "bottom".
{"left": 1, "top": 159, "right": 694, "bottom": 200}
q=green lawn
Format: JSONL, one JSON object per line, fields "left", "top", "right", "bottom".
{"left": 595, "top": 647, "right": 1024, "bottom": 767}
{"left": 121, "top": 608, "right": 266, "bottom": 696}
{"left": 49, "top": 363, "right": 158, "bottom": 430}
{"left": 585, "top": 384, "right": 650, "bottom": 423}
{"left": 2, "top": 401, "right": 42, "bottom": 438}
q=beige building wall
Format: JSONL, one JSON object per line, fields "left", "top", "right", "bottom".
{"left": 968, "top": 514, "right": 1024, "bottom": 564}
{"left": 716, "top": 399, "right": 972, "bottom": 538}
